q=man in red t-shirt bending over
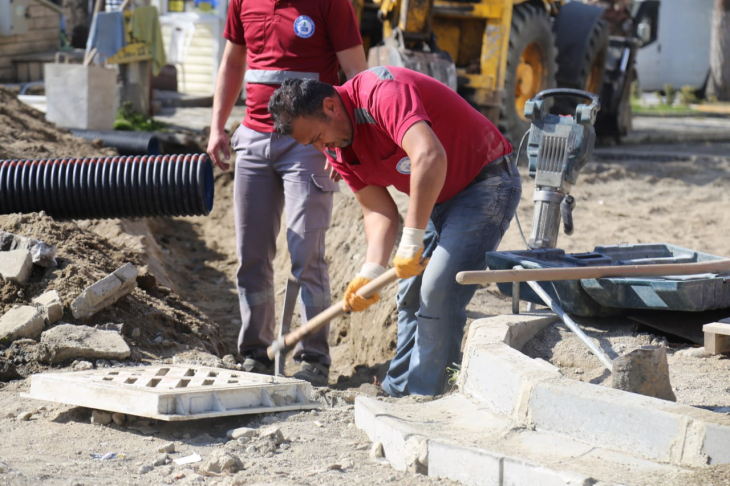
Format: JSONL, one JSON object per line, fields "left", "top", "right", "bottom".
{"left": 268, "top": 67, "right": 522, "bottom": 396}
{"left": 207, "top": 0, "right": 367, "bottom": 386}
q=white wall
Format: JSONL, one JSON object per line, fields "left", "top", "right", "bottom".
{"left": 635, "top": 0, "right": 713, "bottom": 91}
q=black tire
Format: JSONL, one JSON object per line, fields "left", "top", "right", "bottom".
{"left": 499, "top": 3, "right": 558, "bottom": 147}
{"left": 552, "top": 2, "right": 610, "bottom": 116}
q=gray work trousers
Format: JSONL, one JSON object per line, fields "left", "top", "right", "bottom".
{"left": 231, "top": 125, "right": 338, "bottom": 366}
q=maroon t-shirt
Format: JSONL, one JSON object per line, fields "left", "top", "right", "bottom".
{"left": 224, "top": 0, "right": 362, "bottom": 132}
{"left": 327, "top": 67, "right": 512, "bottom": 203}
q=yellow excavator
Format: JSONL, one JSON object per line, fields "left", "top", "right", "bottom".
{"left": 351, "top": 0, "right": 660, "bottom": 144}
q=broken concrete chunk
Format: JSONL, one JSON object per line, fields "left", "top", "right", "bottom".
{"left": 0, "top": 305, "right": 45, "bottom": 343}
{"left": 91, "top": 410, "right": 113, "bottom": 426}
{"left": 200, "top": 450, "right": 244, "bottom": 474}
{"left": 227, "top": 427, "right": 256, "bottom": 440}
{"left": 40, "top": 324, "right": 131, "bottom": 364}
{"left": 71, "top": 263, "right": 139, "bottom": 319}
{"left": 0, "top": 232, "right": 57, "bottom": 268}
{"left": 0, "top": 249, "right": 33, "bottom": 283}
{"left": 30, "top": 242, "right": 57, "bottom": 268}
{"left": 611, "top": 346, "right": 677, "bottom": 401}
{"left": 32, "top": 290, "right": 64, "bottom": 324}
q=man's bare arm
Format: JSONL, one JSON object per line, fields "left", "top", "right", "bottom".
{"left": 400, "top": 121, "right": 447, "bottom": 230}
{"left": 336, "top": 44, "right": 368, "bottom": 80}
{"left": 353, "top": 185, "right": 400, "bottom": 268}
{"left": 207, "top": 41, "right": 247, "bottom": 170}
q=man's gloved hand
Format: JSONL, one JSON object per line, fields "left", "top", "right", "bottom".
{"left": 343, "top": 263, "right": 386, "bottom": 312}
{"left": 393, "top": 227, "right": 429, "bottom": 279}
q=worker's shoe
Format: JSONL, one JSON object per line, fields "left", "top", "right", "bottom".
{"left": 241, "top": 354, "right": 275, "bottom": 375}
{"left": 293, "top": 361, "right": 329, "bottom": 387}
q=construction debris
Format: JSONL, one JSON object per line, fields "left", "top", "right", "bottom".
{"left": 40, "top": 324, "right": 131, "bottom": 363}
{"left": 0, "top": 305, "right": 45, "bottom": 342}
{"left": 611, "top": 346, "right": 677, "bottom": 401}
{"left": 70, "top": 263, "right": 138, "bottom": 319}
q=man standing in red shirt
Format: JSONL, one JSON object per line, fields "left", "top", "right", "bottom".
{"left": 268, "top": 67, "right": 522, "bottom": 396}
{"left": 207, "top": 0, "right": 367, "bottom": 385}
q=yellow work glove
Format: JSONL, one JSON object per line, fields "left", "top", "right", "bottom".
{"left": 393, "top": 227, "right": 429, "bottom": 279}
{"left": 343, "top": 263, "right": 386, "bottom": 312}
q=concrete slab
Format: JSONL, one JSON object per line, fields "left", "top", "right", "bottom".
{"left": 40, "top": 324, "right": 131, "bottom": 363}
{"left": 0, "top": 249, "right": 33, "bottom": 283}
{"left": 23, "top": 365, "right": 320, "bottom": 421}
{"left": 0, "top": 305, "right": 45, "bottom": 342}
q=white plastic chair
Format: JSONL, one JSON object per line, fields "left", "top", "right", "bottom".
{"left": 167, "top": 21, "right": 195, "bottom": 92}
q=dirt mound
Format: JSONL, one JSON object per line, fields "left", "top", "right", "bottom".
{"left": 0, "top": 87, "right": 117, "bottom": 161}
{"left": 0, "top": 213, "right": 223, "bottom": 378}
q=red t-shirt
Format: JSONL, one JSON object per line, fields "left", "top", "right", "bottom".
{"left": 327, "top": 67, "right": 512, "bottom": 204}
{"left": 224, "top": 0, "right": 362, "bottom": 132}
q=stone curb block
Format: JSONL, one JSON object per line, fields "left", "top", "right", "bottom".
{"left": 460, "top": 314, "right": 730, "bottom": 467}
{"left": 429, "top": 439, "right": 595, "bottom": 486}
{"left": 0, "top": 305, "right": 45, "bottom": 343}
{"left": 71, "top": 263, "right": 138, "bottom": 319}
{"left": 354, "top": 396, "right": 423, "bottom": 472}
{"left": 0, "top": 249, "right": 33, "bottom": 284}
{"left": 357, "top": 396, "right": 597, "bottom": 486}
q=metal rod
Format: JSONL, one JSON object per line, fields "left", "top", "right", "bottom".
{"left": 512, "top": 280, "right": 520, "bottom": 314}
{"left": 515, "top": 265, "right": 614, "bottom": 372}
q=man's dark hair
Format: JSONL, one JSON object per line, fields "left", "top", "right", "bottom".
{"left": 268, "top": 78, "right": 337, "bottom": 135}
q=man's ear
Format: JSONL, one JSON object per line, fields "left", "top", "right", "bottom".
{"left": 322, "top": 96, "right": 337, "bottom": 117}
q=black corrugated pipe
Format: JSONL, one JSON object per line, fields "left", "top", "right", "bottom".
{"left": 70, "top": 130, "right": 161, "bottom": 156}
{"left": 0, "top": 154, "right": 214, "bottom": 220}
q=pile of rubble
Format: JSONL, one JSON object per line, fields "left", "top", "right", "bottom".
{"left": 0, "top": 213, "right": 224, "bottom": 382}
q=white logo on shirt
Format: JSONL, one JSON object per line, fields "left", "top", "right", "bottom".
{"left": 396, "top": 157, "right": 411, "bottom": 174}
{"left": 294, "top": 16, "right": 315, "bottom": 38}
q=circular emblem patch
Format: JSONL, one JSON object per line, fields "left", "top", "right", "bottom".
{"left": 293, "top": 15, "right": 315, "bottom": 38}
{"left": 396, "top": 157, "right": 411, "bottom": 175}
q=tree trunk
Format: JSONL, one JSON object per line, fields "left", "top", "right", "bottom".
{"left": 708, "top": 0, "right": 730, "bottom": 100}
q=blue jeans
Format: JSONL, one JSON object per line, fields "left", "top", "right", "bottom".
{"left": 381, "top": 160, "right": 522, "bottom": 397}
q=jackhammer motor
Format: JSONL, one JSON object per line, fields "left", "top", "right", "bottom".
{"left": 522, "top": 88, "right": 600, "bottom": 249}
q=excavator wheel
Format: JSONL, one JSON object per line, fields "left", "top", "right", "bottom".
{"left": 552, "top": 2, "right": 610, "bottom": 117}
{"left": 499, "top": 3, "right": 558, "bottom": 147}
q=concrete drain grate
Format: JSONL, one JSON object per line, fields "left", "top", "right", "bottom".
{"left": 23, "top": 365, "right": 320, "bottom": 421}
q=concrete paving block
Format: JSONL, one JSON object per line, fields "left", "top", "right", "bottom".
{"left": 32, "top": 290, "right": 64, "bottom": 324}
{"left": 71, "top": 263, "right": 138, "bottom": 319}
{"left": 428, "top": 439, "right": 503, "bottom": 486}
{"left": 0, "top": 305, "right": 45, "bottom": 343}
{"left": 40, "top": 324, "right": 131, "bottom": 363}
{"left": 0, "top": 249, "right": 33, "bottom": 283}
{"left": 23, "top": 365, "right": 320, "bottom": 421}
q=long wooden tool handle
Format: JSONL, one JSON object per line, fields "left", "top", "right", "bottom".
{"left": 456, "top": 259, "right": 730, "bottom": 285}
{"left": 267, "top": 268, "right": 398, "bottom": 360}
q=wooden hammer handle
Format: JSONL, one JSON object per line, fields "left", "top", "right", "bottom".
{"left": 456, "top": 259, "right": 730, "bottom": 285}
{"left": 267, "top": 268, "right": 398, "bottom": 360}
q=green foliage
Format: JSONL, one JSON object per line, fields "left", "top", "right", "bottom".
{"left": 679, "top": 85, "right": 697, "bottom": 106}
{"left": 661, "top": 83, "right": 677, "bottom": 107}
{"left": 446, "top": 365, "right": 460, "bottom": 385}
{"left": 115, "top": 102, "right": 167, "bottom": 132}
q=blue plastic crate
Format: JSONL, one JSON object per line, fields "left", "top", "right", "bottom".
{"left": 485, "top": 244, "right": 730, "bottom": 317}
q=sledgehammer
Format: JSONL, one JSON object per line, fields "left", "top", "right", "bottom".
{"left": 266, "top": 268, "right": 399, "bottom": 361}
